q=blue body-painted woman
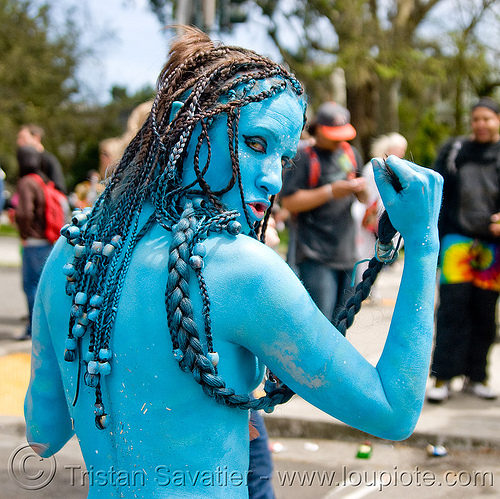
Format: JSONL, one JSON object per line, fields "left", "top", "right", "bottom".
{"left": 25, "top": 27, "right": 443, "bottom": 498}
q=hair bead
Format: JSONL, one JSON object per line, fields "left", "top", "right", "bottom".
{"left": 85, "top": 373, "right": 99, "bottom": 387}
{"left": 64, "top": 349, "right": 77, "bottom": 362}
{"left": 90, "top": 294, "right": 104, "bottom": 308}
{"left": 99, "top": 362, "right": 111, "bottom": 376}
{"left": 72, "top": 324, "right": 86, "bottom": 338}
{"left": 99, "top": 348, "right": 112, "bottom": 361}
{"left": 74, "top": 244, "right": 86, "bottom": 258}
{"left": 192, "top": 242, "right": 206, "bottom": 257}
{"left": 74, "top": 292, "right": 88, "bottom": 305}
{"left": 226, "top": 220, "right": 242, "bottom": 235}
{"left": 91, "top": 241, "right": 103, "bottom": 255}
{"left": 84, "top": 261, "right": 97, "bottom": 276}
{"left": 207, "top": 351, "right": 219, "bottom": 366}
{"left": 72, "top": 212, "right": 88, "bottom": 227}
{"left": 189, "top": 255, "right": 204, "bottom": 270}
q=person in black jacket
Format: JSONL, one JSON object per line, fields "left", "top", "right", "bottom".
{"left": 427, "top": 96, "right": 500, "bottom": 402}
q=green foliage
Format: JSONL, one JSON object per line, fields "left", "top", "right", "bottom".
{"left": 0, "top": 0, "right": 156, "bottom": 196}
{"left": 0, "top": 0, "right": 81, "bottom": 178}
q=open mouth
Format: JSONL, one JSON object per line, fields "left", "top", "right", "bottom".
{"left": 248, "top": 202, "right": 269, "bottom": 219}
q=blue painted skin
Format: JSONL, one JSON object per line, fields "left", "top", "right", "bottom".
{"left": 25, "top": 82, "right": 443, "bottom": 498}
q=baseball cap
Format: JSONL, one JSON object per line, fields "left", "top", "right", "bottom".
{"left": 314, "top": 101, "right": 357, "bottom": 141}
{"left": 471, "top": 96, "right": 500, "bottom": 114}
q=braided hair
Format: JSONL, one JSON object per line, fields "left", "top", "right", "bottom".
{"left": 60, "top": 26, "right": 401, "bottom": 430}
{"left": 60, "top": 26, "right": 307, "bottom": 429}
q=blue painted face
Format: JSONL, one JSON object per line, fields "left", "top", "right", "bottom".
{"left": 183, "top": 83, "right": 305, "bottom": 230}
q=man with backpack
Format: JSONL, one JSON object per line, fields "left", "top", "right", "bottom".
{"left": 427, "top": 96, "right": 500, "bottom": 402}
{"left": 17, "top": 123, "right": 67, "bottom": 194}
{"left": 280, "top": 101, "right": 368, "bottom": 328}
{"left": 14, "top": 146, "right": 65, "bottom": 340}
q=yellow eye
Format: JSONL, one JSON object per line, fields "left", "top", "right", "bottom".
{"left": 243, "top": 135, "right": 267, "bottom": 153}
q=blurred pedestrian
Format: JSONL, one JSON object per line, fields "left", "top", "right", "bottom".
{"left": 14, "top": 146, "right": 53, "bottom": 340}
{"left": 17, "top": 124, "right": 67, "bottom": 194}
{"left": 427, "top": 96, "right": 500, "bottom": 402}
{"left": 98, "top": 137, "right": 123, "bottom": 180}
{"left": 280, "top": 101, "right": 368, "bottom": 327}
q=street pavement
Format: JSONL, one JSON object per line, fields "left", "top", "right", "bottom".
{"left": 2, "top": 234, "right": 500, "bottom": 498}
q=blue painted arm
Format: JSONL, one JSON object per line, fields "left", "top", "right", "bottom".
{"left": 24, "top": 291, "right": 74, "bottom": 457}
{"left": 206, "top": 156, "right": 443, "bottom": 441}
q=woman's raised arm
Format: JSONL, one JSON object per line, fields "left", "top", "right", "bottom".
{"left": 206, "top": 156, "right": 443, "bottom": 440}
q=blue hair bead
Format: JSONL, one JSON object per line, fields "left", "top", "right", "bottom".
{"left": 99, "top": 348, "right": 112, "bottom": 361}
{"left": 87, "top": 308, "right": 100, "bottom": 322}
{"left": 83, "top": 207, "right": 92, "bottom": 216}
{"left": 110, "top": 235, "right": 122, "bottom": 247}
{"left": 60, "top": 223, "right": 71, "bottom": 237}
{"left": 84, "top": 372, "right": 99, "bottom": 387}
{"left": 99, "top": 362, "right": 111, "bottom": 376}
{"left": 88, "top": 360, "right": 99, "bottom": 374}
{"left": 74, "top": 244, "right": 86, "bottom": 258}
{"left": 72, "top": 324, "right": 86, "bottom": 338}
{"left": 89, "top": 294, "right": 104, "bottom": 308}
{"left": 94, "top": 404, "right": 105, "bottom": 417}
{"left": 96, "top": 414, "right": 109, "bottom": 429}
{"left": 74, "top": 292, "right": 88, "bottom": 305}
{"left": 65, "top": 281, "right": 76, "bottom": 295}
{"left": 263, "top": 406, "right": 275, "bottom": 414}
{"left": 70, "top": 304, "right": 83, "bottom": 318}
{"left": 227, "top": 220, "right": 242, "bottom": 235}
{"left": 78, "top": 314, "right": 89, "bottom": 326}
{"left": 192, "top": 242, "right": 206, "bottom": 257}
{"left": 91, "top": 241, "right": 103, "bottom": 255}
{"left": 65, "top": 337, "right": 78, "bottom": 350}
{"left": 173, "top": 348, "right": 184, "bottom": 361}
{"left": 67, "top": 225, "right": 81, "bottom": 239}
{"left": 63, "top": 263, "right": 76, "bottom": 277}
{"left": 84, "top": 261, "right": 97, "bottom": 276}
{"left": 89, "top": 224, "right": 98, "bottom": 235}
{"left": 72, "top": 212, "right": 88, "bottom": 227}
{"left": 189, "top": 255, "right": 204, "bottom": 270}
{"left": 64, "top": 348, "right": 77, "bottom": 362}
{"left": 193, "top": 197, "right": 204, "bottom": 208}
{"left": 102, "top": 243, "right": 116, "bottom": 257}
{"left": 84, "top": 350, "right": 95, "bottom": 363}
{"left": 207, "top": 351, "right": 219, "bottom": 367}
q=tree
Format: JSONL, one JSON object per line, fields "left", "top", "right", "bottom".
{"left": 0, "top": 0, "right": 82, "bottom": 177}
{"left": 255, "top": 0, "right": 500, "bottom": 162}
{"left": 146, "top": 0, "right": 500, "bottom": 164}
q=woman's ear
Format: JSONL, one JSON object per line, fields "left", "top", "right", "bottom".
{"left": 169, "top": 101, "right": 183, "bottom": 123}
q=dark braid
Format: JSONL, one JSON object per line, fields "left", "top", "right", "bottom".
{"left": 60, "top": 25, "right": 305, "bottom": 427}
{"left": 333, "top": 211, "right": 400, "bottom": 336}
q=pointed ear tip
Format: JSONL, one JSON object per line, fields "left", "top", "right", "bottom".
{"left": 169, "top": 101, "right": 184, "bottom": 123}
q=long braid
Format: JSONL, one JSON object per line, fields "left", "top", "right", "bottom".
{"left": 333, "top": 162, "right": 403, "bottom": 335}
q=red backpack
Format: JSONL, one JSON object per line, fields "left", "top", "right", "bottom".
{"left": 29, "top": 173, "right": 67, "bottom": 243}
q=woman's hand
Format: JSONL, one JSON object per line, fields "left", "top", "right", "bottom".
{"left": 372, "top": 155, "right": 443, "bottom": 246}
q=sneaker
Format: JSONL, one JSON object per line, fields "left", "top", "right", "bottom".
{"left": 463, "top": 380, "right": 497, "bottom": 400}
{"left": 427, "top": 381, "right": 450, "bottom": 403}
